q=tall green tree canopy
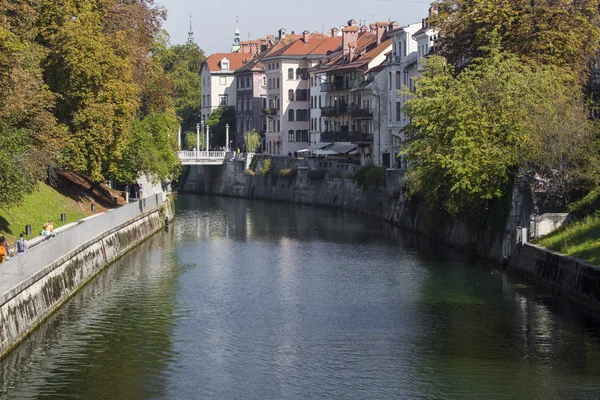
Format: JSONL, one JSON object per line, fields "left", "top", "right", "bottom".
{"left": 402, "top": 44, "right": 598, "bottom": 215}
{"left": 430, "top": 0, "right": 600, "bottom": 79}
{"left": 206, "top": 107, "right": 236, "bottom": 149}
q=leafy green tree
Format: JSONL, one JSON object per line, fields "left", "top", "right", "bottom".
{"left": 244, "top": 129, "right": 261, "bottom": 152}
{"left": 0, "top": 24, "right": 64, "bottom": 205}
{"left": 162, "top": 43, "right": 205, "bottom": 133}
{"left": 112, "top": 112, "right": 180, "bottom": 184}
{"left": 206, "top": 107, "right": 236, "bottom": 149}
{"left": 0, "top": 124, "right": 36, "bottom": 205}
{"left": 402, "top": 43, "right": 597, "bottom": 215}
{"left": 184, "top": 131, "right": 206, "bottom": 150}
{"left": 430, "top": 0, "right": 600, "bottom": 80}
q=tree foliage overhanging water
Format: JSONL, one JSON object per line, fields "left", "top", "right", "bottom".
{"left": 0, "top": 0, "right": 205, "bottom": 205}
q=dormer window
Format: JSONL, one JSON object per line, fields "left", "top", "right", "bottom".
{"left": 221, "top": 57, "right": 230, "bottom": 71}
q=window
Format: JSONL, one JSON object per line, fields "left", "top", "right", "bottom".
{"left": 220, "top": 76, "right": 227, "bottom": 85}
{"left": 302, "top": 130, "right": 309, "bottom": 142}
{"left": 288, "top": 130, "right": 295, "bottom": 142}
{"left": 202, "top": 95, "right": 206, "bottom": 107}
{"left": 289, "top": 89, "right": 294, "bottom": 101}
{"left": 396, "top": 71, "right": 401, "bottom": 90}
{"left": 288, "top": 68, "right": 294, "bottom": 80}
{"left": 268, "top": 79, "right": 272, "bottom": 89}
{"left": 388, "top": 72, "right": 392, "bottom": 90}
{"left": 276, "top": 120, "right": 280, "bottom": 132}
{"left": 289, "top": 109, "right": 295, "bottom": 121}
{"left": 262, "top": 76, "right": 266, "bottom": 86}
{"left": 219, "top": 95, "right": 228, "bottom": 106}
{"left": 222, "top": 60, "right": 229, "bottom": 70}
{"left": 396, "top": 102, "right": 401, "bottom": 121}
{"left": 319, "top": 96, "right": 321, "bottom": 108}
{"left": 277, "top": 78, "right": 280, "bottom": 89}
{"left": 296, "top": 130, "right": 302, "bottom": 141}
{"left": 296, "top": 109, "right": 301, "bottom": 121}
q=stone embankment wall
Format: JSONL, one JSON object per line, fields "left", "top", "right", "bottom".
{"left": 183, "top": 156, "right": 532, "bottom": 264}
{"left": 509, "top": 243, "right": 600, "bottom": 312}
{"left": 0, "top": 194, "right": 173, "bottom": 358}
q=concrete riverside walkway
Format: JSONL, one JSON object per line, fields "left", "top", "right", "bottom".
{"left": 0, "top": 193, "right": 166, "bottom": 304}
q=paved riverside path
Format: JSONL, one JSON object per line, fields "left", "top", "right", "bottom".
{"left": 0, "top": 194, "right": 165, "bottom": 303}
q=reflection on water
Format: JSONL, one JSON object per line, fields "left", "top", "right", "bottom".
{"left": 1, "top": 195, "right": 600, "bottom": 399}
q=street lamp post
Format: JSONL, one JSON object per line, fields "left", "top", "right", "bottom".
{"left": 225, "top": 124, "right": 230, "bottom": 152}
{"left": 178, "top": 125, "right": 181, "bottom": 150}
{"left": 206, "top": 124, "right": 210, "bottom": 153}
{"left": 195, "top": 123, "right": 200, "bottom": 158}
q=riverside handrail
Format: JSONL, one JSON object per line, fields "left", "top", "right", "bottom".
{"left": 1, "top": 193, "right": 165, "bottom": 298}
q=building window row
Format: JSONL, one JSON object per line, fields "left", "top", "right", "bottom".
{"left": 287, "top": 68, "right": 309, "bottom": 80}
{"left": 267, "top": 62, "right": 280, "bottom": 70}
{"left": 237, "top": 76, "right": 253, "bottom": 89}
{"left": 288, "top": 130, "right": 309, "bottom": 142}
{"left": 288, "top": 109, "right": 309, "bottom": 121}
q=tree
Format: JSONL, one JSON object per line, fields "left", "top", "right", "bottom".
{"left": 0, "top": 24, "right": 65, "bottom": 205}
{"left": 184, "top": 131, "right": 206, "bottom": 150}
{"left": 162, "top": 43, "right": 205, "bottom": 133}
{"left": 206, "top": 107, "right": 236, "bottom": 149}
{"left": 244, "top": 130, "right": 261, "bottom": 153}
{"left": 401, "top": 43, "right": 598, "bottom": 215}
{"left": 430, "top": 0, "right": 600, "bottom": 80}
{"left": 112, "top": 112, "right": 180, "bottom": 184}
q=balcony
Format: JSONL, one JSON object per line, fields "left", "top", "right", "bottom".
{"left": 350, "top": 107, "right": 373, "bottom": 119}
{"left": 321, "top": 103, "right": 348, "bottom": 117}
{"left": 321, "top": 131, "right": 350, "bottom": 142}
{"left": 262, "top": 108, "right": 278, "bottom": 116}
{"left": 321, "top": 81, "right": 352, "bottom": 92}
{"left": 350, "top": 132, "right": 373, "bottom": 144}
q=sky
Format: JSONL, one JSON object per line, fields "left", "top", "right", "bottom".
{"left": 156, "top": 0, "right": 432, "bottom": 55}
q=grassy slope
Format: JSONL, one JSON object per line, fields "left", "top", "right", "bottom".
{"left": 538, "top": 216, "right": 600, "bottom": 265}
{"left": 0, "top": 183, "right": 90, "bottom": 242}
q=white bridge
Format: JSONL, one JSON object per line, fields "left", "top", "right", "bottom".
{"left": 178, "top": 151, "right": 227, "bottom": 165}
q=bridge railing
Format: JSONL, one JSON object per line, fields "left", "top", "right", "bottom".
{"left": 179, "top": 151, "right": 226, "bottom": 160}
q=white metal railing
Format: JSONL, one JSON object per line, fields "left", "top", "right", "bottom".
{"left": 178, "top": 151, "right": 227, "bottom": 164}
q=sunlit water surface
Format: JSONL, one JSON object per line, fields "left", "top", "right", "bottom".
{"left": 1, "top": 195, "right": 600, "bottom": 399}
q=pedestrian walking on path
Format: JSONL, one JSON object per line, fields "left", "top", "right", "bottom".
{"left": 0, "top": 237, "right": 7, "bottom": 265}
{"left": 15, "top": 234, "right": 28, "bottom": 273}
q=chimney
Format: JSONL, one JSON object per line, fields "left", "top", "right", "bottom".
{"left": 360, "top": 25, "right": 368, "bottom": 34}
{"left": 279, "top": 28, "right": 286, "bottom": 39}
{"left": 388, "top": 21, "right": 399, "bottom": 32}
{"left": 375, "top": 22, "right": 387, "bottom": 45}
{"left": 347, "top": 19, "right": 358, "bottom": 27}
{"left": 342, "top": 26, "right": 359, "bottom": 57}
{"left": 348, "top": 42, "right": 357, "bottom": 62}
{"left": 303, "top": 30, "right": 310, "bottom": 44}
{"left": 331, "top": 27, "right": 339, "bottom": 38}
{"left": 266, "top": 34, "right": 274, "bottom": 49}
{"left": 369, "top": 24, "right": 377, "bottom": 34}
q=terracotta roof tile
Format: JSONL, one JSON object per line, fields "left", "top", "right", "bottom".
{"left": 204, "top": 53, "right": 252, "bottom": 72}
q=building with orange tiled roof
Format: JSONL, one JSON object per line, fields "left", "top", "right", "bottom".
{"left": 261, "top": 29, "right": 342, "bottom": 156}
{"left": 306, "top": 20, "right": 395, "bottom": 165}
{"left": 200, "top": 52, "right": 253, "bottom": 126}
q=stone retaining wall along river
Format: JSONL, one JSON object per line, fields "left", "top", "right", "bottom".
{"left": 183, "top": 155, "right": 600, "bottom": 312}
{"left": 183, "top": 155, "right": 532, "bottom": 264}
{"left": 0, "top": 193, "right": 173, "bottom": 358}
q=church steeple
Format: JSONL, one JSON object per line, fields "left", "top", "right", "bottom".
{"left": 187, "top": 15, "right": 195, "bottom": 45}
{"left": 231, "top": 16, "right": 241, "bottom": 52}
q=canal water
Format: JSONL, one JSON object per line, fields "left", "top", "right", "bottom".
{"left": 1, "top": 195, "right": 600, "bottom": 399}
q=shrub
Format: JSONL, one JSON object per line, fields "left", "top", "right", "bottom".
{"left": 259, "top": 159, "right": 272, "bottom": 176}
{"left": 244, "top": 168, "right": 256, "bottom": 176}
{"left": 309, "top": 169, "right": 327, "bottom": 181}
{"left": 279, "top": 168, "right": 297, "bottom": 178}
{"left": 354, "top": 165, "right": 386, "bottom": 189}
{"left": 249, "top": 155, "right": 258, "bottom": 171}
